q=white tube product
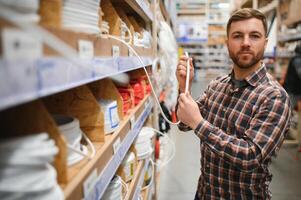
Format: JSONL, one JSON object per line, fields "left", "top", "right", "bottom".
{"left": 185, "top": 51, "right": 190, "bottom": 94}
{"left": 0, "top": 133, "right": 64, "bottom": 200}
{"left": 134, "top": 127, "right": 155, "bottom": 160}
{"left": 53, "top": 115, "right": 95, "bottom": 166}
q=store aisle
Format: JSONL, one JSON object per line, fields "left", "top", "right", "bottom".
{"left": 158, "top": 70, "right": 220, "bottom": 200}
{"left": 270, "top": 145, "right": 301, "bottom": 200}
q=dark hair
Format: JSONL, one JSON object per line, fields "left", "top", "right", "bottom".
{"left": 227, "top": 8, "right": 267, "bottom": 37}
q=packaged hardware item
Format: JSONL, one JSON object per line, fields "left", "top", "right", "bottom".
{"left": 98, "top": 99, "right": 120, "bottom": 134}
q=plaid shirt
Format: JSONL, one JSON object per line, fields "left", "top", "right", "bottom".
{"left": 178, "top": 64, "right": 291, "bottom": 200}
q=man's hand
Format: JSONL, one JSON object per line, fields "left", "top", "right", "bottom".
{"left": 177, "top": 93, "right": 203, "bottom": 129}
{"left": 176, "top": 54, "right": 194, "bottom": 93}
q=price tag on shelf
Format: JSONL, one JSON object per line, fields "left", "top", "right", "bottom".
{"left": 2, "top": 28, "right": 42, "bottom": 61}
{"left": 78, "top": 40, "right": 94, "bottom": 59}
{"left": 130, "top": 115, "right": 135, "bottom": 130}
{"left": 83, "top": 169, "right": 98, "bottom": 198}
{"left": 129, "top": 49, "right": 134, "bottom": 57}
{"left": 144, "top": 98, "right": 150, "bottom": 109}
{"left": 112, "top": 45, "right": 120, "bottom": 57}
{"left": 113, "top": 137, "right": 121, "bottom": 155}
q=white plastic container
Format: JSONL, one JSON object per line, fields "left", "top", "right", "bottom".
{"left": 98, "top": 100, "right": 120, "bottom": 134}
{"left": 53, "top": 115, "right": 87, "bottom": 166}
{"left": 0, "top": 133, "right": 64, "bottom": 200}
{"left": 134, "top": 127, "right": 154, "bottom": 160}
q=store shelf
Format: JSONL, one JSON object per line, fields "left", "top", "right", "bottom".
{"left": 124, "top": 0, "right": 153, "bottom": 22}
{"left": 66, "top": 96, "right": 152, "bottom": 200}
{"left": 178, "top": 42, "right": 207, "bottom": 46}
{"left": 278, "top": 32, "right": 301, "bottom": 42}
{"left": 183, "top": 48, "right": 207, "bottom": 54}
{"left": 264, "top": 52, "right": 275, "bottom": 58}
{"left": 0, "top": 56, "right": 152, "bottom": 111}
{"left": 125, "top": 158, "right": 150, "bottom": 200}
{"left": 177, "top": 9, "right": 206, "bottom": 15}
{"left": 276, "top": 51, "right": 294, "bottom": 58}
{"left": 208, "top": 21, "right": 227, "bottom": 25}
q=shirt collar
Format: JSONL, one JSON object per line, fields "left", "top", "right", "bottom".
{"left": 245, "top": 63, "right": 267, "bottom": 87}
{"left": 229, "top": 63, "right": 267, "bottom": 87}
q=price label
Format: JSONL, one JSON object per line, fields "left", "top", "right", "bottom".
{"left": 145, "top": 98, "right": 151, "bottom": 109}
{"left": 83, "top": 169, "right": 98, "bottom": 198}
{"left": 2, "top": 28, "right": 42, "bottom": 61}
{"left": 112, "top": 45, "right": 120, "bottom": 57}
{"left": 130, "top": 115, "right": 135, "bottom": 130}
{"left": 129, "top": 49, "right": 134, "bottom": 57}
{"left": 78, "top": 40, "right": 94, "bottom": 59}
{"left": 113, "top": 137, "right": 121, "bottom": 154}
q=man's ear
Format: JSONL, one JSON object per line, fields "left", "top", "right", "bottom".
{"left": 264, "top": 37, "right": 268, "bottom": 49}
{"left": 225, "top": 38, "right": 229, "bottom": 49}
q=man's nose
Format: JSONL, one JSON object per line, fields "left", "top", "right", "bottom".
{"left": 241, "top": 36, "right": 251, "bottom": 48}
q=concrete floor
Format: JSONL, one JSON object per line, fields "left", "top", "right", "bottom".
{"left": 158, "top": 69, "right": 301, "bottom": 200}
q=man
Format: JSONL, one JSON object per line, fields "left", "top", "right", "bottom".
{"left": 176, "top": 8, "right": 291, "bottom": 199}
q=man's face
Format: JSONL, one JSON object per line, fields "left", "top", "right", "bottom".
{"left": 226, "top": 18, "right": 268, "bottom": 69}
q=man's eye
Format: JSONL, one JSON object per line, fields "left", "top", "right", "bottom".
{"left": 233, "top": 35, "right": 242, "bottom": 39}
{"left": 250, "top": 35, "right": 260, "bottom": 39}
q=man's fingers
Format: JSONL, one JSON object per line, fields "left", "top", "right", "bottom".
{"left": 186, "top": 93, "right": 194, "bottom": 100}
{"left": 179, "top": 60, "right": 187, "bottom": 66}
{"left": 177, "top": 64, "right": 186, "bottom": 71}
{"left": 179, "top": 55, "right": 189, "bottom": 60}
{"left": 179, "top": 93, "right": 188, "bottom": 102}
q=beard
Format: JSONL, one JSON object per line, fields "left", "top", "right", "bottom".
{"left": 228, "top": 48, "right": 264, "bottom": 69}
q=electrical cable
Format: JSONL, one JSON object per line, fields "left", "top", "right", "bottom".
{"left": 99, "top": 34, "right": 183, "bottom": 125}
{"left": 147, "top": 127, "right": 175, "bottom": 168}
{"left": 120, "top": 20, "right": 132, "bottom": 45}
{"left": 82, "top": 132, "right": 96, "bottom": 159}
{"left": 184, "top": 51, "right": 190, "bottom": 94}
{"left": 67, "top": 132, "right": 96, "bottom": 159}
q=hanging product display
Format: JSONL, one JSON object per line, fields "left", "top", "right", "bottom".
{"left": 134, "top": 127, "right": 155, "bottom": 160}
{"left": 98, "top": 99, "right": 120, "bottom": 134}
{"left": 53, "top": 115, "right": 91, "bottom": 166}
{"left": 0, "top": 133, "right": 64, "bottom": 200}
{"left": 157, "top": 21, "right": 179, "bottom": 111}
